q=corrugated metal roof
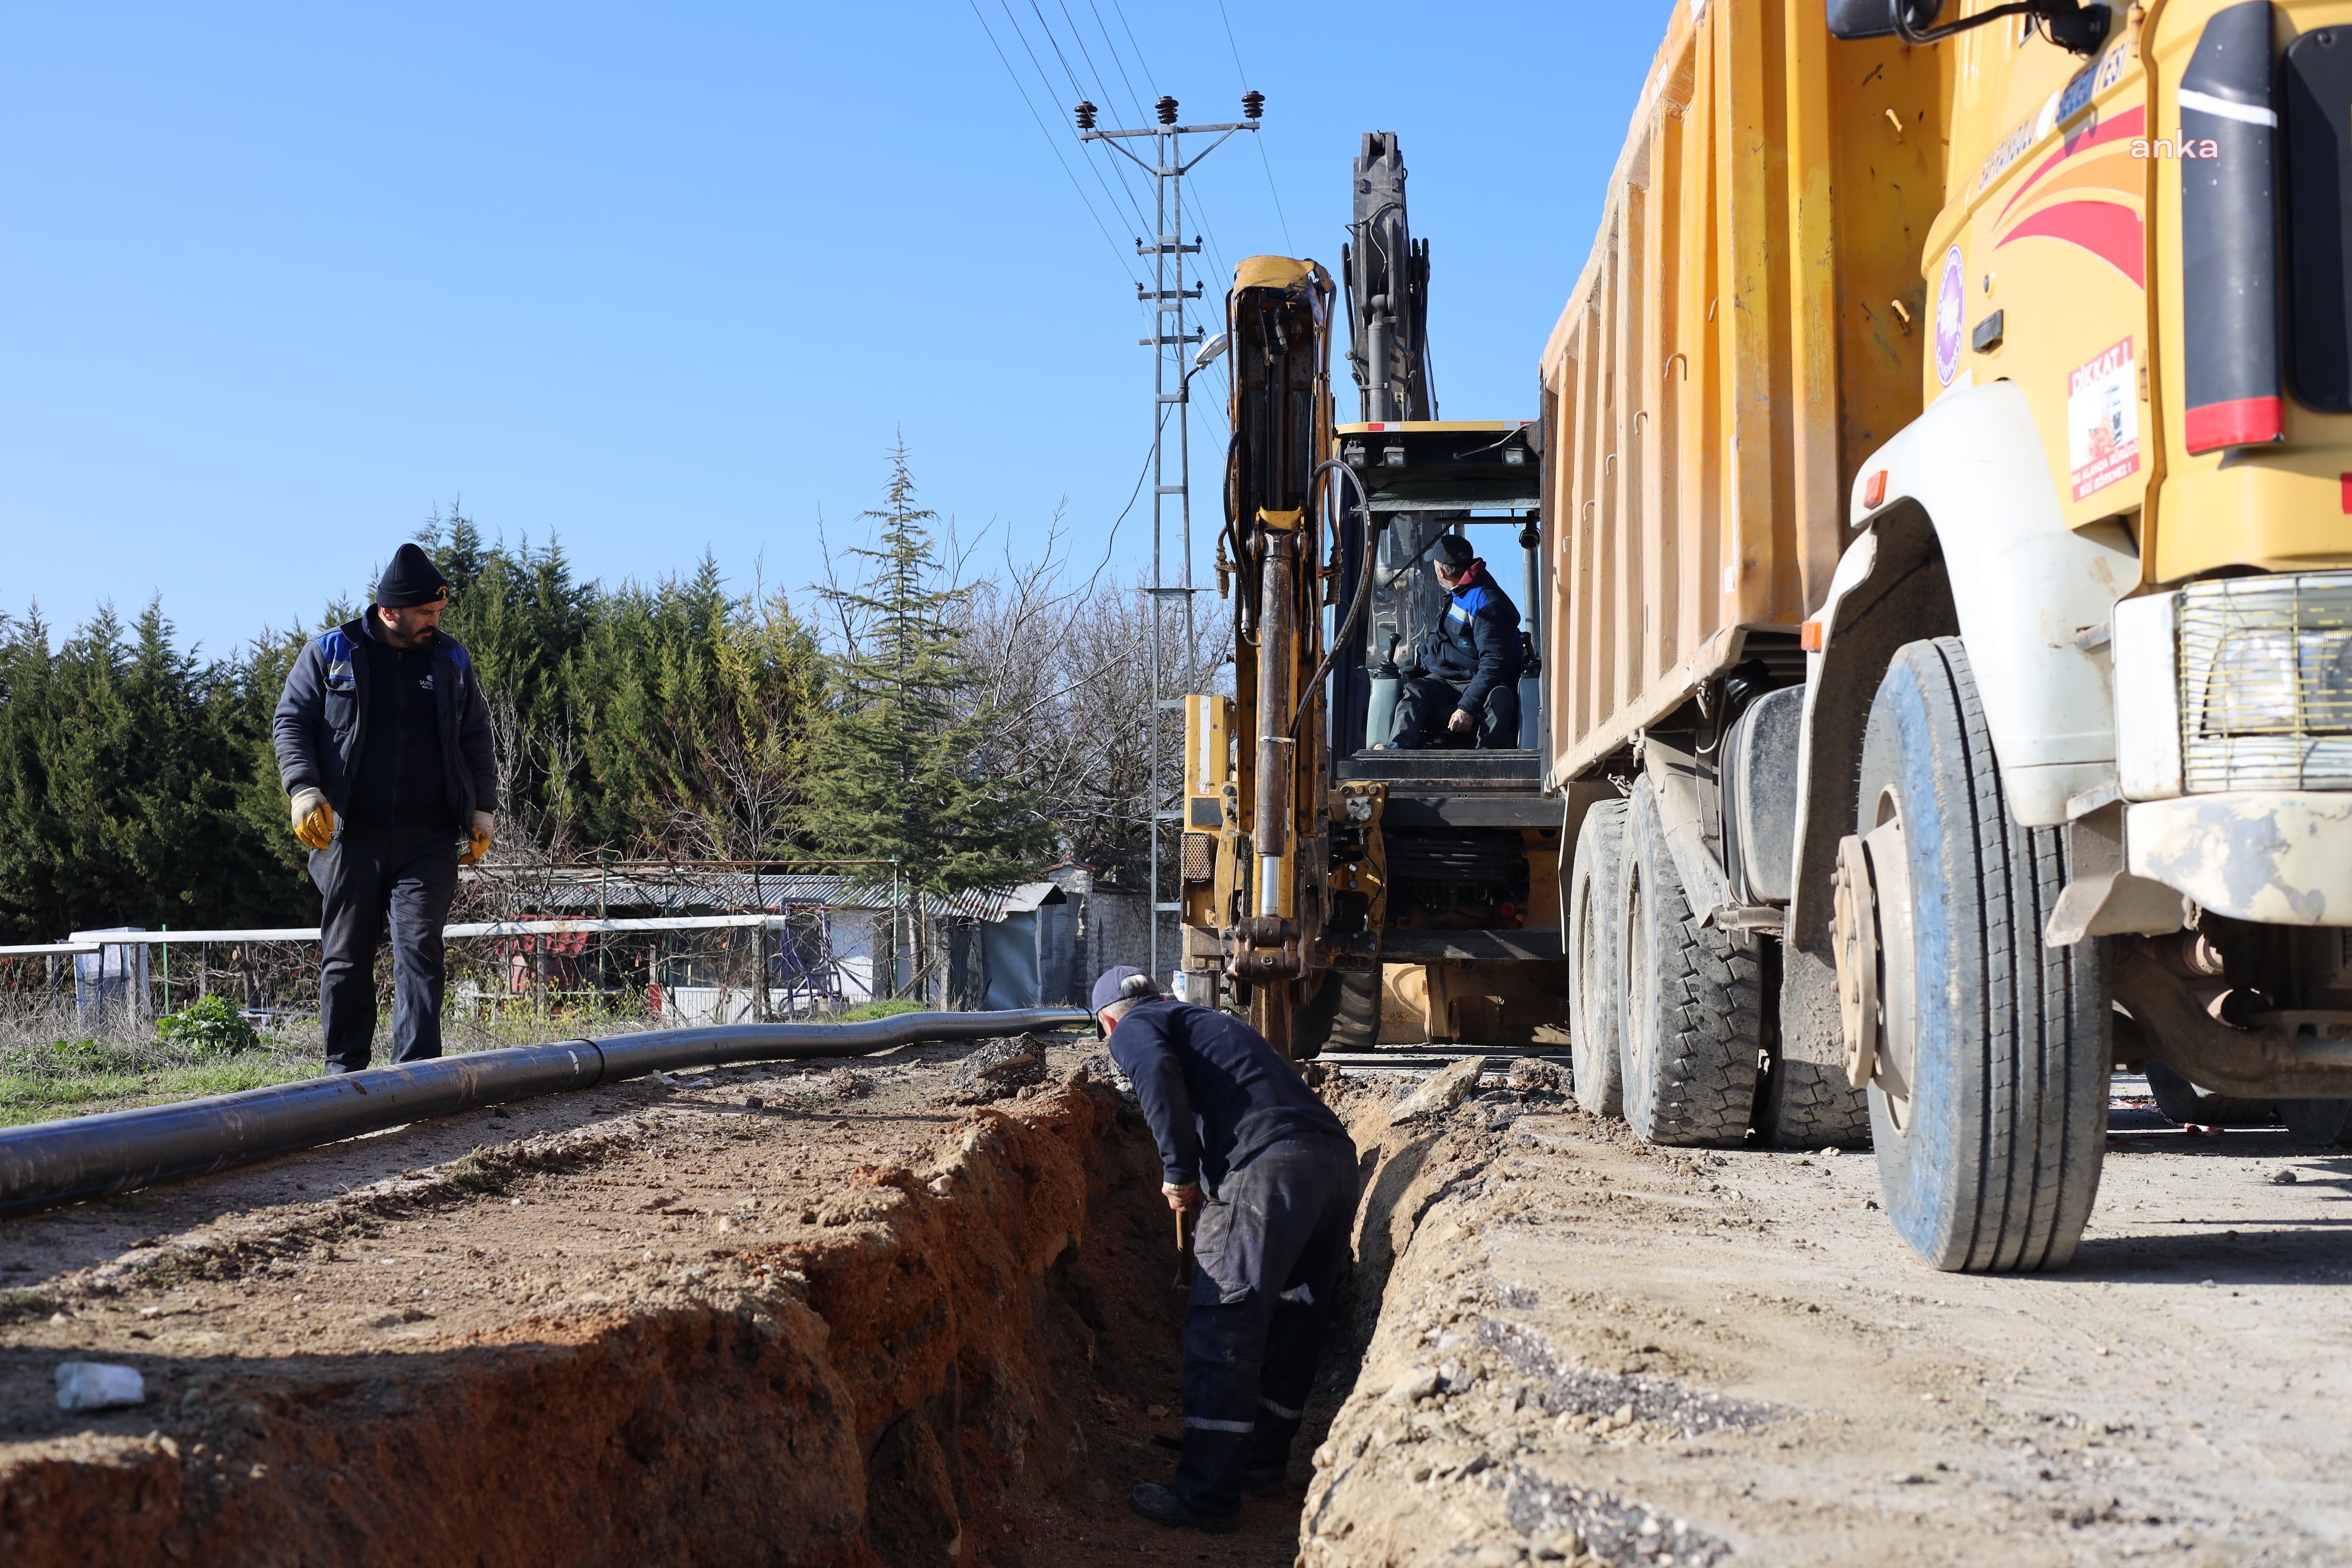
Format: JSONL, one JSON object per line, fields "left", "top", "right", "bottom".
{"left": 459, "top": 867, "right": 1027, "bottom": 922}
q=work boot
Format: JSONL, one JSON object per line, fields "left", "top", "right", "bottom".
{"left": 1242, "top": 1463, "right": 1290, "bottom": 1497}
{"left": 1128, "top": 1481, "right": 1239, "bottom": 1534}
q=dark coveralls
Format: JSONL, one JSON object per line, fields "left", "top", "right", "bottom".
{"left": 1107, "top": 997, "right": 1358, "bottom": 1520}
{"left": 1391, "top": 562, "right": 1526, "bottom": 749}
{"left": 272, "top": 612, "right": 496, "bottom": 1072}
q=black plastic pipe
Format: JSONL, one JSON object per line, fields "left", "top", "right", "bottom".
{"left": 0, "top": 1008, "right": 1090, "bottom": 1219}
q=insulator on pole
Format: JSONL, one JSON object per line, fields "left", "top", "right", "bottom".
{"left": 1156, "top": 95, "right": 1179, "bottom": 125}
{"left": 1075, "top": 100, "right": 1097, "bottom": 130}
{"left": 1242, "top": 90, "right": 1264, "bottom": 121}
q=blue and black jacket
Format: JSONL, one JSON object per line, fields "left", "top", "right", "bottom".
{"left": 1106, "top": 997, "right": 1351, "bottom": 1191}
{"left": 1415, "top": 561, "right": 1524, "bottom": 712}
{"left": 271, "top": 611, "right": 497, "bottom": 831}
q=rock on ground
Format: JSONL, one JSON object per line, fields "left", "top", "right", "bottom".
{"left": 945, "top": 1035, "right": 1051, "bottom": 1104}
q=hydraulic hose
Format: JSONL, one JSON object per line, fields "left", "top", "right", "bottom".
{"left": 1291, "top": 457, "right": 1382, "bottom": 737}
{"left": 0, "top": 1007, "right": 1090, "bottom": 1219}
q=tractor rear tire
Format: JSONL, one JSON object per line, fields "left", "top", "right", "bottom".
{"left": 1621, "top": 779, "right": 1760, "bottom": 1145}
{"left": 1858, "top": 638, "right": 2108, "bottom": 1273}
{"left": 1566, "top": 798, "right": 1629, "bottom": 1117}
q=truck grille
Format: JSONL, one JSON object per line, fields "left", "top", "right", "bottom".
{"left": 2180, "top": 571, "right": 2352, "bottom": 792}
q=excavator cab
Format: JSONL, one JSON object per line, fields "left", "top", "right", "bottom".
{"left": 1330, "top": 421, "right": 1544, "bottom": 763}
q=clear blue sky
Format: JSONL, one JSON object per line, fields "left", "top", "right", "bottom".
{"left": 1, "top": 1, "right": 1676, "bottom": 660}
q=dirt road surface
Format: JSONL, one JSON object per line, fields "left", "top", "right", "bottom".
{"left": 1309, "top": 1069, "right": 2352, "bottom": 1568}
{"left": 0, "top": 1038, "right": 1339, "bottom": 1567}
{"left": 5, "top": 1037, "right": 2347, "bottom": 1567}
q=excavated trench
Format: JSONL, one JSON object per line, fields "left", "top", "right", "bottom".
{"left": 0, "top": 1053, "right": 1432, "bottom": 1568}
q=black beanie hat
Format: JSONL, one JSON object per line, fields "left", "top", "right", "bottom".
{"left": 1436, "top": 532, "right": 1476, "bottom": 571}
{"left": 376, "top": 543, "right": 451, "bottom": 609}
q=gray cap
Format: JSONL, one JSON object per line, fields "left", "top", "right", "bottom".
{"left": 1091, "top": 966, "right": 1160, "bottom": 1013}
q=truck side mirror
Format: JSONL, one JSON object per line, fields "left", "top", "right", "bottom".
{"left": 1828, "top": 0, "right": 1938, "bottom": 40}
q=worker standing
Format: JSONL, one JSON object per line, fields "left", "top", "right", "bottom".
{"left": 1388, "top": 532, "right": 1524, "bottom": 749}
{"left": 1091, "top": 966, "right": 1360, "bottom": 1533}
{"left": 272, "top": 543, "right": 497, "bottom": 1073}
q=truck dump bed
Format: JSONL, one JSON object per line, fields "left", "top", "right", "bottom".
{"left": 1537, "top": 0, "right": 1944, "bottom": 786}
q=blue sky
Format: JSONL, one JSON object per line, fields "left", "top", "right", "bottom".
{"left": 1, "top": 1, "right": 1676, "bottom": 660}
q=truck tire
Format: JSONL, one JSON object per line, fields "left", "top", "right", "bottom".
{"left": 1761, "top": 1053, "right": 1873, "bottom": 1149}
{"left": 1566, "top": 798, "right": 1629, "bottom": 1116}
{"left": 1620, "top": 779, "right": 1759, "bottom": 1145}
{"left": 2280, "top": 1099, "right": 2352, "bottom": 1145}
{"left": 1858, "top": 638, "right": 2108, "bottom": 1272}
{"left": 2144, "top": 1060, "right": 2273, "bottom": 1127}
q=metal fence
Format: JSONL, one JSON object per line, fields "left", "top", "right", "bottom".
{"left": 0, "top": 912, "right": 876, "bottom": 1038}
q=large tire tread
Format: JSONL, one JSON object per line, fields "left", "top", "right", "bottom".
{"left": 1763, "top": 1055, "right": 1873, "bottom": 1149}
{"left": 1866, "top": 637, "right": 2107, "bottom": 1273}
{"left": 1623, "top": 781, "right": 1759, "bottom": 1147}
{"left": 1567, "top": 799, "right": 1629, "bottom": 1117}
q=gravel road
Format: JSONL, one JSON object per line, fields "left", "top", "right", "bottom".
{"left": 1304, "top": 1072, "right": 2352, "bottom": 1568}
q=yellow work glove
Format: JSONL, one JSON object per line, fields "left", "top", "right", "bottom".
{"left": 289, "top": 788, "right": 335, "bottom": 850}
{"left": 460, "top": 810, "right": 494, "bottom": 866}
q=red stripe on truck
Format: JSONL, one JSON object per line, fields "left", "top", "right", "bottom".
{"left": 2183, "top": 396, "right": 2284, "bottom": 453}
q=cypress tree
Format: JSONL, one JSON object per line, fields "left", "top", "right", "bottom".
{"left": 803, "top": 447, "right": 1048, "bottom": 896}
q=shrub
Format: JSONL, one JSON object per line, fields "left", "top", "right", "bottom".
{"left": 154, "top": 995, "right": 271, "bottom": 1057}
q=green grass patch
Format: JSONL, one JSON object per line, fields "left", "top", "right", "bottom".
{"left": 0, "top": 1288, "right": 54, "bottom": 1325}
{"left": 827, "top": 998, "right": 927, "bottom": 1024}
{"left": 0, "top": 1053, "right": 321, "bottom": 1128}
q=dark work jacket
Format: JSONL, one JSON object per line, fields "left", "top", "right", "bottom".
{"left": 272, "top": 611, "right": 497, "bottom": 832}
{"left": 1416, "top": 562, "right": 1524, "bottom": 712}
{"left": 1106, "top": 997, "right": 1350, "bottom": 1191}
{"left": 348, "top": 633, "right": 450, "bottom": 826}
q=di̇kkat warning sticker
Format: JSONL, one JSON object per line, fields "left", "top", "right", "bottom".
{"left": 2067, "top": 336, "right": 2139, "bottom": 500}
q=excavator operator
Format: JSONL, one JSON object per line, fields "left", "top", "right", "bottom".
{"left": 1387, "top": 532, "right": 1524, "bottom": 749}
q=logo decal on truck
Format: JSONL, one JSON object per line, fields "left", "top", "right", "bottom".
{"left": 1934, "top": 246, "right": 1965, "bottom": 387}
{"left": 2067, "top": 336, "right": 2140, "bottom": 500}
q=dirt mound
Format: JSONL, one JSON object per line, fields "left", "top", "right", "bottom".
{"left": 943, "top": 1035, "right": 1051, "bottom": 1105}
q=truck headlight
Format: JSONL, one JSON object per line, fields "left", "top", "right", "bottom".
{"left": 2180, "top": 571, "right": 2352, "bottom": 791}
{"left": 2201, "top": 627, "right": 2352, "bottom": 735}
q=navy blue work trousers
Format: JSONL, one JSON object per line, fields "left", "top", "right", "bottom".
{"left": 1391, "top": 676, "right": 1519, "bottom": 749}
{"left": 1175, "top": 1132, "right": 1359, "bottom": 1520}
{"left": 310, "top": 819, "right": 461, "bottom": 1073}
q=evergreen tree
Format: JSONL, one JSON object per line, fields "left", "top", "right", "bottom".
{"left": 0, "top": 602, "right": 302, "bottom": 940}
{"left": 803, "top": 447, "right": 1048, "bottom": 895}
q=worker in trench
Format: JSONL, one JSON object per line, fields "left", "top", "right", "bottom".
{"left": 272, "top": 543, "right": 497, "bottom": 1072}
{"left": 1385, "top": 531, "right": 1525, "bottom": 749}
{"left": 1091, "top": 966, "right": 1360, "bottom": 1534}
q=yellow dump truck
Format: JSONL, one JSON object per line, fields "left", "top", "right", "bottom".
{"left": 1544, "top": 0, "right": 2352, "bottom": 1270}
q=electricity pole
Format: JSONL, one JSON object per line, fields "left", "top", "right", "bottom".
{"left": 1075, "top": 91, "right": 1261, "bottom": 984}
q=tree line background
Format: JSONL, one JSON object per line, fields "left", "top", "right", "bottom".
{"left": 0, "top": 448, "right": 1225, "bottom": 944}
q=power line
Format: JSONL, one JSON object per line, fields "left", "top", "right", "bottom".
{"left": 1000, "top": 0, "right": 1157, "bottom": 240}
{"left": 966, "top": 0, "right": 1145, "bottom": 286}
{"left": 1080, "top": 0, "right": 1149, "bottom": 124}
{"left": 1026, "top": 1, "right": 1171, "bottom": 256}
{"left": 1212, "top": 0, "right": 1293, "bottom": 253}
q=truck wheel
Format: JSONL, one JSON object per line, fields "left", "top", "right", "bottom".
{"left": 1762, "top": 1053, "right": 1873, "bottom": 1149}
{"left": 1856, "top": 638, "right": 2108, "bottom": 1272}
{"left": 1566, "top": 798, "right": 1629, "bottom": 1116}
{"left": 2144, "top": 1060, "right": 2273, "bottom": 1127}
{"left": 2280, "top": 1099, "right": 2352, "bottom": 1145}
{"left": 1620, "top": 779, "right": 1759, "bottom": 1145}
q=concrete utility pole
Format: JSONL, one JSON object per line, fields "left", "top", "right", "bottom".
{"left": 1075, "top": 91, "right": 1261, "bottom": 983}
